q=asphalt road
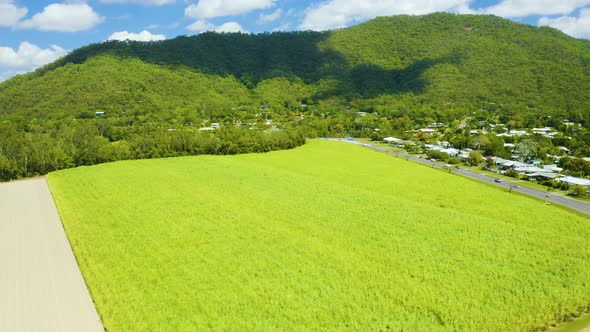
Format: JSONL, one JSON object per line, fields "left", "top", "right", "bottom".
{"left": 0, "top": 178, "right": 104, "bottom": 332}
{"left": 329, "top": 139, "right": 590, "bottom": 216}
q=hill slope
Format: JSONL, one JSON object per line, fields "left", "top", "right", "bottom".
{"left": 2, "top": 13, "right": 590, "bottom": 119}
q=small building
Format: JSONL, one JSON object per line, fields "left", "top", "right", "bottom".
{"left": 495, "top": 158, "right": 527, "bottom": 169}
{"left": 542, "top": 165, "right": 563, "bottom": 172}
{"left": 95, "top": 111, "right": 105, "bottom": 117}
{"left": 532, "top": 127, "right": 553, "bottom": 134}
{"left": 210, "top": 123, "right": 220, "bottom": 128}
{"left": 458, "top": 152, "right": 470, "bottom": 160}
{"left": 441, "top": 148, "right": 460, "bottom": 157}
{"left": 513, "top": 166, "right": 546, "bottom": 174}
{"left": 562, "top": 119, "right": 576, "bottom": 126}
{"left": 417, "top": 128, "right": 435, "bottom": 135}
{"left": 383, "top": 137, "right": 403, "bottom": 144}
{"left": 557, "top": 176, "right": 590, "bottom": 188}
{"left": 527, "top": 172, "right": 563, "bottom": 180}
{"left": 425, "top": 144, "right": 443, "bottom": 151}
{"left": 510, "top": 130, "right": 528, "bottom": 136}
{"left": 491, "top": 157, "right": 511, "bottom": 166}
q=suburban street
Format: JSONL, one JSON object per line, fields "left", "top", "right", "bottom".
{"left": 329, "top": 138, "right": 590, "bottom": 216}
{"left": 0, "top": 178, "right": 104, "bottom": 332}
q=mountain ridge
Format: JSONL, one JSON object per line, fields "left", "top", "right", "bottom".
{"left": 2, "top": 12, "right": 589, "bottom": 121}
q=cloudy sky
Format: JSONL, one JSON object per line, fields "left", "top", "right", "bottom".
{"left": 1, "top": 0, "right": 590, "bottom": 82}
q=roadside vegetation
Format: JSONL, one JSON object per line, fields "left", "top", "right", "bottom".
{"left": 48, "top": 140, "right": 590, "bottom": 331}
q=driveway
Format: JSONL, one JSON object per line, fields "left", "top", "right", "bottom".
{"left": 0, "top": 178, "right": 103, "bottom": 332}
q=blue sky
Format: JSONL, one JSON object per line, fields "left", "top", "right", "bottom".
{"left": 1, "top": 0, "right": 590, "bottom": 81}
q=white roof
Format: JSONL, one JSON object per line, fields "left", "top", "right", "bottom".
{"left": 441, "top": 148, "right": 459, "bottom": 154}
{"left": 426, "top": 145, "right": 443, "bottom": 151}
{"left": 557, "top": 177, "right": 590, "bottom": 186}
{"left": 514, "top": 166, "right": 546, "bottom": 173}
{"left": 503, "top": 160, "right": 527, "bottom": 168}
{"left": 528, "top": 172, "right": 562, "bottom": 179}
{"left": 542, "top": 165, "right": 563, "bottom": 172}
{"left": 492, "top": 157, "right": 511, "bottom": 164}
{"left": 458, "top": 153, "right": 470, "bottom": 159}
{"left": 532, "top": 127, "right": 553, "bottom": 132}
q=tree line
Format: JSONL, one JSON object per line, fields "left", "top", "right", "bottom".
{"left": 0, "top": 120, "right": 305, "bottom": 182}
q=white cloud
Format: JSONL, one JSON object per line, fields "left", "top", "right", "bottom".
{"left": 186, "top": 19, "right": 215, "bottom": 31}
{"left": 18, "top": 3, "right": 104, "bottom": 32}
{"left": 0, "top": 42, "right": 67, "bottom": 82}
{"left": 0, "top": 42, "right": 67, "bottom": 69}
{"left": 539, "top": 8, "right": 590, "bottom": 39}
{"left": 0, "top": 0, "right": 28, "bottom": 27}
{"left": 186, "top": 19, "right": 245, "bottom": 33}
{"left": 185, "top": 0, "right": 275, "bottom": 19}
{"left": 215, "top": 21, "right": 245, "bottom": 33}
{"left": 146, "top": 23, "right": 160, "bottom": 29}
{"left": 257, "top": 8, "right": 282, "bottom": 24}
{"left": 482, "top": 0, "right": 590, "bottom": 17}
{"left": 299, "top": 0, "right": 472, "bottom": 31}
{"left": 272, "top": 22, "right": 291, "bottom": 32}
{"left": 100, "top": 0, "right": 175, "bottom": 5}
{"left": 107, "top": 30, "right": 166, "bottom": 41}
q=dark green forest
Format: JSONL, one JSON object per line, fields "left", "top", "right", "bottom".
{"left": 1, "top": 13, "right": 590, "bottom": 181}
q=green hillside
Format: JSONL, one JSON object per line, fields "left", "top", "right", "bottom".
{"left": 47, "top": 140, "right": 590, "bottom": 331}
{"left": 1, "top": 13, "right": 590, "bottom": 180}
{"left": 3, "top": 13, "right": 590, "bottom": 117}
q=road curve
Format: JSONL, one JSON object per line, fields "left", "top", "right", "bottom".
{"left": 0, "top": 178, "right": 104, "bottom": 332}
{"left": 329, "top": 139, "right": 590, "bottom": 216}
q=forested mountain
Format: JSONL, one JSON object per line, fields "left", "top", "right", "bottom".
{"left": 1, "top": 13, "right": 590, "bottom": 180}
{"left": 3, "top": 13, "right": 589, "bottom": 118}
